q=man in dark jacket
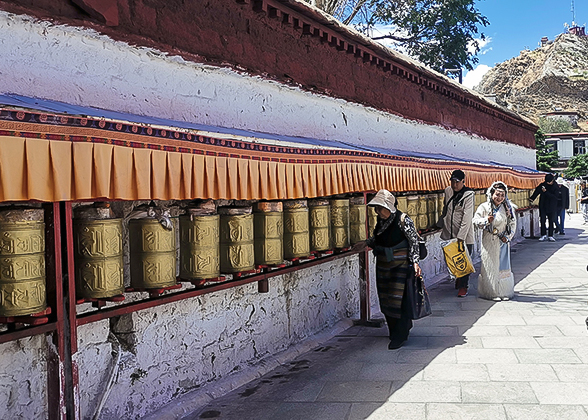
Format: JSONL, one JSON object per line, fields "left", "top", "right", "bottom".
{"left": 554, "top": 178, "right": 570, "bottom": 235}
{"left": 529, "top": 173, "right": 558, "bottom": 241}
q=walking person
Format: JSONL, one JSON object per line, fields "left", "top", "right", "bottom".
{"left": 439, "top": 169, "right": 476, "bottom": 297}
{"left": 473, "top": 182, "right": 517, "bottom": 301}
{"left": 366, "top": 189, "right": 422, "bottom": 349}
{"left": 580, "top": 182, "right": 588, "bottom": 224}
{"left": 529, "top": 173, "right": 558, "bottom": 241}
{"left": 554, "top": 178, "right": 569, "bottom": 235}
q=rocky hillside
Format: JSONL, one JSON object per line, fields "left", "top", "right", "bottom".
{"left": 475, "top": 33, "right": 588, "bottom": 130}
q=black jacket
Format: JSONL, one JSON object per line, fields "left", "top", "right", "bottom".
{"left": 529, "top": 181, "right": 558, "bottom": 213}
{"left": 556, "top": 184, "right": 570, "bottom": 210}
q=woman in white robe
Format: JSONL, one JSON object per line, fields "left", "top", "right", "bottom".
{"left": 473, "top": 182, "right": 517, "bottom": 301}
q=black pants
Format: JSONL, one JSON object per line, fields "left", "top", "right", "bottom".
{"left": 540, "top": 211, "right": 556, "bottom": 237}
{"left": 455, "top": 244, "right": 474, "bottom": 289}
{"left": 384, "top": 284, "right": 413, "bottom": 341}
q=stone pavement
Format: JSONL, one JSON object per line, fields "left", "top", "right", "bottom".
{"left": 186, "top": 214, "right": 588, "bottom": 420}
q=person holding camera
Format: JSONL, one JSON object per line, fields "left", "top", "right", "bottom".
{"left": 366, "top": 189, "right": 421, "bottom": 350}
{"left": 529, "top": 173, "right": 558, "bottom": 242}
{"left": 473, "top": 182, "right": 517, "bottom": 301}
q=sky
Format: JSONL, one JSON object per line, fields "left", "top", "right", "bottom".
{"left": 463, "top": 0, "right": 588, "bottom": 88}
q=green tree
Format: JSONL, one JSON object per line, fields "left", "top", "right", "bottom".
{"left": 305, "top": 0, "right": 489, "bottom": 72}
{"left": 537, "top": 117, "right": 574, "bottom": 134}
{"left": 564, "top": 153, "right": 588, "bottom": 178}
{"left": 535, "top": 129, "right": 559, "bottom": 171}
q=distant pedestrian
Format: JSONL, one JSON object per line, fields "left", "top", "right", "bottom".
{"left": 439, "top": 169, "right": 476, "bottom": 297}
{"left": 554, "top": 178, "right": 569, "bottom": 235}
{"left": 366, "top": 189, "right": 422, "bottom": 350}
{"left": 579, "top": 182, "right": 588, "bottom": 224}
{"left": 529, "top": 173, "right": 558, "bottom": 241}
{"left": 473, "top": 181, "right": 517, "bottom": 301}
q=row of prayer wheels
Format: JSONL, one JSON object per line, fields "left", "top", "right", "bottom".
{"left": 71, "top": 197, "right": 368, "bottom": 301}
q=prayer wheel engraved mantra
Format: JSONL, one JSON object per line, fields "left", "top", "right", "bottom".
{"left": 254, "top": 212, "right": 283, "bottom": 266}
{"left": 367, "top": 206, "right": 378, "bottom": 237}
{"left": 283, "top": 208, "right": 310, "bottom": 259}
{"left": 74, "top": 219, "right": 124, "bottom": 299}
{"left": 220, "top": 215, "right": 255, "bottom": 273}
{"left": 0, "top": 220, "right": 47, "bottom": 317}
{"left": 179, "top": 215, "right": 220, "bottom": 280}
{"left": 330, "top": 200, "right": 350, "bottom": 249}
{"left": 130, "top": 220, "right": 176, "bottom": 289}
{"left": 417, "top": 196, "right": 429, "bottom": 231}
{"left": 349, "top": 205, "right": 367, "bottom": 244}
{"left": 309, "top": 206, "right": 330, "bottom": 252}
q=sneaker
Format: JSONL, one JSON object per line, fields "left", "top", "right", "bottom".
{"left": 548, "top": 236, "right": 556, "bottom": 242}
{"left": 502, "top": 297, "right": 510, "bottom": 301}
{"left": 492, "top": 297, "right": 502, "bottom": 302}
{"left": 538, "top": 235, "right": 547, "bottom": 241}
{"left": 559, "top": 231, "right": 565, "bottom": 235}
{"left": 457, "top": 287, "right": 468, "bottom": 297}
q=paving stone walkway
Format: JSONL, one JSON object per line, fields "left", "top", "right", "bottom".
{"left": 186, "top": 214, "right": 588, "bottom": 420}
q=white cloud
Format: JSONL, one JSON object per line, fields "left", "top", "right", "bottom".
{"left": 467, "top": 37, "right": 492, "bottom": 55}
{"left": 463, "top": 64, "right": 492, "bottom": 89}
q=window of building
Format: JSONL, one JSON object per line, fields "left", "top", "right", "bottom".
{"left": 573, "top": 140, "right": 586, "bottom": 155}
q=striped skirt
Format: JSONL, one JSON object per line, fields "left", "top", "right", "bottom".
{"left": 375, "top": 248, "right": 409, "bottom": 319}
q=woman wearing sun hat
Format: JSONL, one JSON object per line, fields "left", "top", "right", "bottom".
{"left": 366, "top": 189, "right": 422, "bottom": 349}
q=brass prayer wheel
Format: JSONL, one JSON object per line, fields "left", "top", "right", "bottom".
{"left": 308, "top": 199, "right": 331, "bottom": 252}
{"left": 406, "top": 196, "right": 418, "bottom": 222}
{"left": 395, "top": 196, "right": 407, "bottom": 213}
{"left": 437, "top": 194, "right": 445, "bottom": 224}
{"left": 129, "top": 218, "right": 176, "bottom": 289}
{"left": 349, "top": 196, "right": 367, "bottom": 245}
{"left": 427, "top": 194, "right": 438, "bottom": 230}
{"left": 0, "top": 209, "right": 46, "bottom": 317}
{"left": 416, "top": 195, "right": 429, "bottom": 231}
{"left": 283, "top": 200, "right": 310, "bottom": 259}
{"left": 219, "top": 207, "right": 255, "bottom": 273}
{"left": 179, "top": 211, "right": 220, "bottom": 281}
{"left": 74, "top": 205, "right": 123, "bottom": 299}
{"left": 367, "top": 206, "right": 378, "bottom": 237}
{"left": 330, "top": 199, "right": 350, "bottom": 249}
{"left": 254, "top": 202, "right": 284, "bottom": 266}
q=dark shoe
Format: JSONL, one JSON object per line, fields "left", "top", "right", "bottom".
{"left": 388, "top": 338, "right": 406, "bottom": 350}
{"left": 457, "top": 287, "right": 468, "bottom": 297}
{"left": 559, "top": 231, "right": 565, "bottom": 235}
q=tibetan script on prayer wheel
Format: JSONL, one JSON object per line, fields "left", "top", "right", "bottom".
{"left": 0, "top": 209, "right": 46, "bottom": 317}
{"left": 330, "top": 199, "right": 350, "bottom": 249}
{"left": 283, "top": 200, "right": 310, "bottom": 259}
{"left": 74, "top": 216, "right": 124, "bottom": 299}
{"left": 349, "top": 196, "right": 366, "bottom": 245}
{"left": 308, "top": 199, "right": 331, "bottom": 252}
{"left": 219, "top": 208, "right": 255, "bottom": 273}
{"left": 129, "top": 219, "right": 176, "bottom": 289}
{"left": 254, "top": 202, "right": 283, "bottom": 266}
{"left": 179, "top": 213, "right": 220, "bottom": 281}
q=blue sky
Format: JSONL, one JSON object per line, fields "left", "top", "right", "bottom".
{"left": 463, "top": 0, "right": 588, "bottom": 87}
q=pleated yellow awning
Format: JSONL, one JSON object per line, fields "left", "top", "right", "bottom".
{"left": 0, "top": 113, "right": 544, "bottom": 203}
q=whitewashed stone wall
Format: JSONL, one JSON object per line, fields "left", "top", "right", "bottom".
{"left": 0, "top": 12, "right": 535, "bottom": 169}
{"left": 74, "top": 257, "right": 360, "bottom": 419}
{"left": 0, "top": 335, "right": 48, "bottom": 419}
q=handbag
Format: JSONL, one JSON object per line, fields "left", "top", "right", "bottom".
{"left": 441, "top": 238, "right": 475, "bottom": 278}
{"left": 406, "top": 274, "right": 432, "bottom": 320}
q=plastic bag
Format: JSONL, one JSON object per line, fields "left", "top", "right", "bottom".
{"left": 441, "top": 238, "right": 475, "bottom": 278}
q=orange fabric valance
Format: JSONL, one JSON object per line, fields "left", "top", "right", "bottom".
{"left": 0, "top": 117, "right": 544, "bottom": 203}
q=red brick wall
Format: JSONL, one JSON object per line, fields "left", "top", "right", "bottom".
{"left": 0, "top": 0, "right": 537, "bottom": 149}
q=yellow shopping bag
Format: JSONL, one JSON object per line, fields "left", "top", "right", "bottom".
{"left": 442, "top": 239, "right": 475, "bottom": 278}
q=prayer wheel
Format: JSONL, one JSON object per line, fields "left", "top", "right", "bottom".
{"left": 308, "top": 199, "right": 331, "bottom": 252}
{"left": 330, "top": 199, "right": 350, "bottom": 249}
{"left": 426, "top": 194, "right": 437, "bottom": 230}
{"left": 395, "top": 196, "right": 407, "bottom": 213}
{"left": 406, "top": 196, "right": 418, "bottom": 224}
{"left": 129, "top": 217, "right": 176, "bottom": 289}
{"left": 0, "top": 209, "right": 46, "bottom": 317}
{"left": 283, "top": 200, "right": 310, "bottom": 259}
{"left": 349, "top": 196, "right": 367, "bottom": 245}
{"left": 74, "top": 205, "right": 123, "bottom": 299}
{"left": 254, "top": 202, "right": 284, "bottom": 266}
{"left": 179, "top": 208, "right": 220, "bottom": 282}
{"left": 367, "top": 206, "right": 378, "bottom": 237}
{"left": 416, "top": 195, "right": 429, "bottom": 231}
{"left": 437, "top": 194, "right": 445, "bottom": 224}
{"left": 219, "top": 207, "right": 255, "bottom": 273}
